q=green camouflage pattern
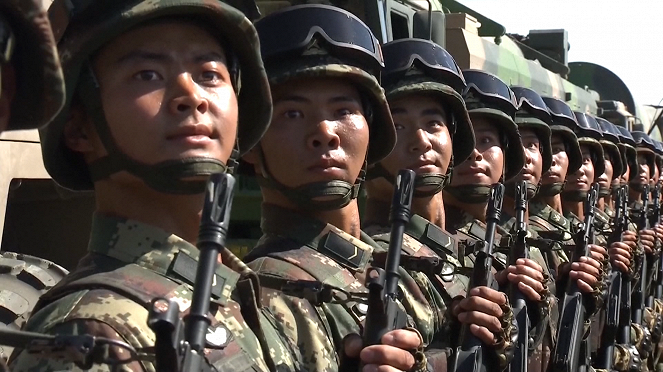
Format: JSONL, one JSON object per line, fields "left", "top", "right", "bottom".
{"left": 243, "top": 204, "right": 447, "bottom": 371}
{"left": 266, "top": 54, "right": 395, "bottom": 165}
{"left": 0, "top": 0, "right": 65, "bottom": 130}
{"left": 528, "top": 201, "right": 572, "bottom": 275}
{"left": 41, "top": 0, "right": 272, "bottom": 191}
{"left": 8, "top": 215, "right": 301, "bottom": 372}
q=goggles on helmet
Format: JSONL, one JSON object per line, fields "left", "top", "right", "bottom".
{"left": 383, "top": 38, "right": 465, "bottom": 92}
{"left": 462, "top": 69, "right": 518, "bottom": 118}
{"left": 256, "top": 4, "right": 383, "bottom": 78}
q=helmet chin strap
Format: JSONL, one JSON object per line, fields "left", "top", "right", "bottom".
{"left": 255, "top": 145, "right": 363, "bottom": 211}
{"left": 78, "top": 64, "right": 231, "bottom": 195}
{"left": 598, "top": 185, "right": 611, "bottom": 198}
{"left": 610, "top": 183, "right": 621, "bottom": 195}
{"left": 561, "top": 189, "right": 588, "bottom": 202}
{"left": 366, "top": 161, "right": 452, "bottom": 198}
{"left": 444, "top": 184, "right": 492, "bottom": 204}
{"left": 538, "top": 182, "right": 565, "bottom": 197}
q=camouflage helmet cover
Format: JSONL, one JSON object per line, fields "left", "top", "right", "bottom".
{"left": 256, "top": 4, "right": 395, "bottom": 165}
{"left": 41, "top": 0, "right": 272, "bottom": 190}
{"left": 1, "top": 0, "right": 65, "bottom": 130}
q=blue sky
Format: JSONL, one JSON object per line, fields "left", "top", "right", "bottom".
{"left": 460, "top": 0, "right": 663, "bottom": 107}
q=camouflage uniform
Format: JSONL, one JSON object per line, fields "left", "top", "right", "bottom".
{"left": 9, "top": 215, "right": 302, "bottom": 372}
{"left": 245, "top": 204, "right": 441, "bottom": 372}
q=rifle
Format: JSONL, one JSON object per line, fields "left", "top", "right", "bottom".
{"left": 552, "top": 182, "right": 599, "bottom": 372}
{"left": 597, "top": 186, "right": 628, "bottom": 370}
{"left": 509, "top": 181, "right": 529, "bottom": 372}
{"left": 632, "top": 185, "right": 649, "bottom": 324}
{"left": 147, "top": 173, "right": 235, "bottom": 372}
{"left": 648, "top": 183, "right": 662, "bottom": 305}
{"left": 363, "top": 169, "right": 415, "bottom": 346}
{"left": 452, "top": 183, "right": 505, "bottom": 372}
{"left": 650, "top": 183, "right": 663, "bottom": 298}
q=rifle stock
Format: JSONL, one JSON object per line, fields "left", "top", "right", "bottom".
{"left": 552, "top": 183, "right": 598, "bottom": 372}
{"left": 452, "top": 183, "right": 505, "bottom": 372}
{"left": 148, "top": 173, "right": 235, "bottom": 372}
{"left": 363, "top": 169, "right": 415, "bottom": 346}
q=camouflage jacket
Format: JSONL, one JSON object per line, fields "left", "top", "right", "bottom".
{"left": 528, "top": 201, "right": 572, "bottom": 277}
{"left": 364, "top": 212, "right": 517, "bottom": 370}
{"left": 8, "top": 214, "right": 302, "bottom": 372}
{"left": 244, "top": 204, "right": 445, "bottom": 372}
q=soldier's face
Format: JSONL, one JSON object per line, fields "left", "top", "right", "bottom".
{"left": 81, "top": 21, "right": 238, "bottom": 168}
{"left": 255, "top": 77, "right": 369, "bottom": 187}
{"left": 542, "top": 134, "right": 568, "bottom": 185}
{"left": 451, "top": 118, "right": 503, "bottom": 186}
{"left": 380, "top": 93, "right": 452, "bottom": 178}
{"left": 519, "top": 128, "right": 543, "bottom": 185}
{"left": 635, "top": 153, "right": 650, "bottom": 185}
{"left": 598, "top": 150, "right": 614, "bottom": 190}
{"left": 651, "top": 162, "right": 659, "bottom": 186}
{"left": 621, "top": 163, "right": 630, "bottom": 184}
{"left": 566, "top": 145, "right": 594, "bottom": 192}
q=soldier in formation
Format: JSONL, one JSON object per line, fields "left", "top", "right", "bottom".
{"left": 2, "top": 2, "right": 663, "bottom": 372}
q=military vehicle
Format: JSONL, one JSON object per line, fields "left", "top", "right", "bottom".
{"left": 1, "top": 0, "right": 660, "bottom": 270}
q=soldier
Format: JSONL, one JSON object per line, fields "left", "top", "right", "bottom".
{"left": 529, "top": 96, "right": 583, "bottom": 269}
{"left": 241, "top": 6, "right": 515, "bottom": 372}
{"left": 8, "top": 0, "right": 308, "bottom": 371}
{"left": 362, "top": 39, "right": 523, "bottom": 368}
{"left": 0, "top": 0, "right": 69, "bottom": 363}
{"left": 595, "top": 118, "right": 624, "bottom": 219}
{"left": 443, "top": 71, "right": 602, "bottom": 372}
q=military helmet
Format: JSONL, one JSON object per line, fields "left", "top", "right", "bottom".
{"left": 595, "top": 118, "right": 624, "bottom": 179}
{"left": 381, "top": 38, "right": 475, "bottom": 164}
{"left": 614, "top": 125, "right": 638, "bottom": 180}
{"left": 256, "top": 4, "right": 395, "bottom": 165}
{"left": 511, "top": 87, "right": 552, "bottom": 173}
{"left": 541, "top": 96, "right": 582, "bottom": 174}
{"left": 462, "top": 69, "right": 524, "bottom": 182}
{"left": 572, "top": 112, "right": 605, "bottom": 177}
{"left": 631, "top": 130, "right": 656, "bottom": 172}
{"left": 1, "top": 0, "right": 65, "bottom": 130}
{"left": 41, "top": 0, "right": 271, "bottom": 192}
{"left": 631, "top": 130, "right": 657, "bottom": 179}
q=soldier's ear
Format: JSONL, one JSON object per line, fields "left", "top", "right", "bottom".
{"left": 63, "top": 104, "right": 96, "bottom": 154}
{"left": 0, "top": 63, "right": 16, "bottom": 132}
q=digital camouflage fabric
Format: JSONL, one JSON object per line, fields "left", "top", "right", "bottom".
{"left": 0, "top": 0, "right": 65, "bottom": 130}
{"left": 363, "top": 206, "right": 519, "bottom": 370}
{"left": 244, "top": 204, "right": 442, "bottom": 372}
{"left": 8, "top": 215, "right": 302, "bottom": 372}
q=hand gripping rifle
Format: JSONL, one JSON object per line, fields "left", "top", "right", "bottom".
{"left": 509, "top": 181, "right": 530, "bottom": 372}
{"left": 147, "top": 173, "right": 235, "bottom": 372}
{"left": 552, "top": 182, "right": 598, "bottom": 372}
{"left": 363, "top": 169, "right": 415, "bottom": 346}
{"left": 597, "top": 186, "right": 628, "bottom": 370}
{"left": 452, "top": 183, "right": 505, "bottom": 372}
{"left": 633, "top": 185, "right": 649, "bottom": 324}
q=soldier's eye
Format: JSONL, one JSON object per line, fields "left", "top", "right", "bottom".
{"left": 200, "top": 70, "right": 222, "bottom": 83}
{"left": 284, "top": 110, "right": 303, "bottom": 119}
{"left": 134, "top": 70, "right": 161, "bottom": 81}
